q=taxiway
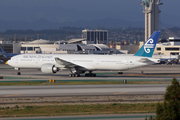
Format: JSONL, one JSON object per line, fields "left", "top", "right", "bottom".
{"left": 0, "top": 84, "right": 167, "bottom": 97}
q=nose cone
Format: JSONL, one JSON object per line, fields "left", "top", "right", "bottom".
{"left": 7, "top": 59, "right": 12, "bottom": 66}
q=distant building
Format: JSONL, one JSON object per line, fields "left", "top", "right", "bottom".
{"left": 11, "top": 38, "right": 121, "bottom": 54}
{"left": 0, "top": 44, "right": 13, "bottom": 53}
{"left": 20, "top": 39, "right": 61, "bottom": 54}
{"left": 82, "top": 29, "right": 108, "bottom": 44}
{"left": 54, "top": 40, "right": 68, "bottom": 44}
{"left": 0, "top": 38, "right": 12, "bottom": 44}
{"left": 154, "top": 37, "right": 180, "bottom": 55}
{"left": 67, "top": 39, "right": 86, "bottom": 44}
{"left": 0, "top": 38, "right": 14, "bottom": 53}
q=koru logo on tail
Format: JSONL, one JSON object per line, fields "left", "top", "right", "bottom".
{"left": 144, "top": 39, "right": 155, "bottom": 53}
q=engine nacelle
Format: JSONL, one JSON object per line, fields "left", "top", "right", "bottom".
{"left": 41, "top": 64, "right": 58, "bottom": 74}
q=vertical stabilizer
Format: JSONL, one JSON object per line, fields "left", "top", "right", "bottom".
{"left": 0, "top": 47, "right": 6, "bottom": 54}
{"left": 134, "top": 31, "right": 160, "bottom": 57}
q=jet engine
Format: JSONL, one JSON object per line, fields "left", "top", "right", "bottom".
{"left": 41, "top": 63, "right": 59, "bottom": 74}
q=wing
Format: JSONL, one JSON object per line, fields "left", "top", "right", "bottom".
{"left": 54, "top": 57, "right": 95, "bottom": 70}
{"left": 55, "top": 57, "right": 76, "bottom": 68}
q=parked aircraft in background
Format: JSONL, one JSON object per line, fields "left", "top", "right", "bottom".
{"left": 7, "top": 31, "right": 161, "bottom": 77}
{"left": 152, "top": 54, "right": 179, "bottom": 65}
{"left": 0, "top": 47, "right": 19, "bottom": 62}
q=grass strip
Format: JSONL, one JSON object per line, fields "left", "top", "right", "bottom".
{"left": 0, "top": 76, "right": 32, "bottom": 79}
{"left": 0, "top": 103, "right": 156, "bottom": 117}
{"left": 0, "top": 81, "right": 45, "bottom": 86}
{"left": 0, "top": 78, "right": 173, "bottom": 81}
{"left": 0, "top": 68, "right": 13, "bottom": 69}
{"left": 0, "top": 81, "right": 172, "bottom": 86}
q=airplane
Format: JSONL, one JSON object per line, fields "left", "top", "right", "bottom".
{"left": 152, "top": 53, "right": 179, "bottom": 65}
{"left": 7, "top": 31, "right": 161, "bottom": 77}
{"left": 0, "top": 47, "right": 19, "bottom": 62}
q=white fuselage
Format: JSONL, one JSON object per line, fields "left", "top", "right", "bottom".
{"left": 7, "top": 54, "right": 157, "bottom": 71}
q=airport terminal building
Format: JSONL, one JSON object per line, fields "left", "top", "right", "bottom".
{"left": 0, "top": 29, "right": 116, "bottom": 55}
{"left": 1, "top": 29, "right": 180, "bottom": 60}
{"left": 12, "top": 39, "right": 121, "bottom": 55}
{"left": 82, "top": 29, "right": 108, "bottom": 44}
{"left": 154, "top": 37, "right": 180, "bottom": 55}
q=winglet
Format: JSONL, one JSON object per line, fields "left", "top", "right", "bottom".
{"left": 134, "top": 31, "right": 160, "bottom": 57}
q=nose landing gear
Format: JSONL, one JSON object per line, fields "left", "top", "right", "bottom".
{"left": 15, "top": 68, "right": 21, "bottom": 75}
{"left": 17, "top": 71, "right": 21, "bottom": 75}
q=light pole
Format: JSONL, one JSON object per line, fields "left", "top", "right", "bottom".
{"left": 128, "top": 32, "right": 131, "bottom": 53}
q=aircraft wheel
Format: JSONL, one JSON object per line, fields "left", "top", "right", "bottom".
{"left": 89, "top": 73, "right": 93, "bottom": 77}
{"left": 85, "top": 73, "right": 88, "bottom": 77}
{"left": 17, "top": 72, "right": 21, "bottom": 75}
{"left": 75, "top": 74, "right": 79, "bottom": 77}
{"left": 93, "top": 73, "right": 96, "bottom": 77}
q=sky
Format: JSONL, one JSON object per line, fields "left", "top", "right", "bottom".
{"left": 1, "top": 0, "right": 142, "bottom": 15}
{"left": 0, "top": 0, "right": 180, "bottom": 29}
{"left": 0, "top": 0, "right": 180, "bottom": 15}
{"left": 1, "top": 0, "right": 179, "bottom": 12}
{"left": 1, "top": 0, "right": 179, "bottom": 19}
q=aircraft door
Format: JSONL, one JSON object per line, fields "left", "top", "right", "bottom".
{"left": 15, "top": 58, "right": 18, "bottom": 64}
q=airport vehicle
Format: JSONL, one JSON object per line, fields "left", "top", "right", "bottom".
{"left": 7, "top": 31, "right": 161, "bottom": 77}
{"left": 0, "top": 47, "right": 19, "bottom": 62}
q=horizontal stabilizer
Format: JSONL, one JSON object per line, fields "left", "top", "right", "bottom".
{"left": 139, "top": 58, "right": 160, "bottom": 63}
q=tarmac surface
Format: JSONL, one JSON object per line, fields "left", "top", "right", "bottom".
{"left": 0, "top": 64, "right": 179, "bottom": 120}
{"left": 0, "top": 64, "right": 180, "bottom": 80}
{"left": 0, "top": 84, "right": 167, "bottom": 97}
{"left": 0, "top": 64, "right": 175, "bottom": 97}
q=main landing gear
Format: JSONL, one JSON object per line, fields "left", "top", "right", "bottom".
{"left": 69, "top": 73, "right": 80, "bottom": 77}
{"left": 69, "top": 72, "right": 96, "bottom": 77}
{"left": 85, "top": 73, "right": 96, "bottom": 77}
{"left": 69, "top": 73, "right": 96, "bottom": 77}
{"left": 69, "top": 68, "right": 96, "bottom": 77}
{"left": 85, "top": 71, "right": 96, "bottom": 77}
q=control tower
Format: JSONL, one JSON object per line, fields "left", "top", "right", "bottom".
{"left": 141, "top": 0, "right": 163, "bottom": 41}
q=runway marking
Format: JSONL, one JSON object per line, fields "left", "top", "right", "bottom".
{"left": 3, "top": 94, "right": 21, "bottom": 97}
{"left": 113, "top": 92, "right": 127, "bottom": 95}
